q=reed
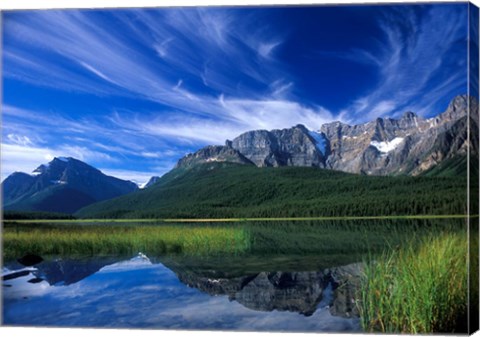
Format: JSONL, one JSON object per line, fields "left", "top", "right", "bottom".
{"left": 360, "top": 231, "right": 468, "bottom": 333}
{"left": 3, "top": 224, "right": 251, "bottom": 260}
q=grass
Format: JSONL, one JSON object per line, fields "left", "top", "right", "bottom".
{"left": 3, "top": 219, "right": 464, "bottom": 263}
{"left": 360, "top": 231, "right": 469, "bottom": 333}
{"left": 2, "top": 224, "right": 251, "bottom": 260}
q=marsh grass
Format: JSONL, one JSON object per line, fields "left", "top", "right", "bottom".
{"left": 360, "top": 231, "right": 468, "bottom": 333}
{"left": 3, "top": 219, "right": 463, "bottom": 263}
{"left": 3, "top": 224, "right": 251, "bottom": 260}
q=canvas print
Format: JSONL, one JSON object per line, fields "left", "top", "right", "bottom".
{"left": 1, "top": 2, "right": 479, "bottom": 334}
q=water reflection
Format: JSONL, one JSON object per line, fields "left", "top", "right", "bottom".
{"left": 3, "top": 253, "right": 361, "bottom": 332}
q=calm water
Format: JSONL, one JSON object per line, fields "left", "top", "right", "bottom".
{"left": 2, "top": 219, "right": 465, "bottom": 332}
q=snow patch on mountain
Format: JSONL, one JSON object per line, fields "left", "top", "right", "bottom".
{"left": 51, "top": 180, "right": 66, "bottom": 185}
{"left": 370, "top": 137, "right": 404, "bottom": 153}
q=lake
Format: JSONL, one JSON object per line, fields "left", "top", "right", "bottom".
{"left": 1, "top": 219, "right": 466, "bottom": 332}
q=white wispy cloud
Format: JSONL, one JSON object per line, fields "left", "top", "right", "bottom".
{"left": 223, "top": 98, "right": 333, "bottom": 132}
{"left": 173, "top": 79, "right": 183, "bottom": 90}
{"left": 1, "top": 103, "right": 194, "bottom": 182}
{"left": 337, "top": 5, "right": 467, "bottom": 122}
{"left": 269, "top": 80, "right": 294, "bottom": 98}
{"left": 99, "top": 168, "right": 161, "bottom": 185}
{"left": 4, "top": 6, "right": 468, "bottom": 128}
{"left": 78, "top": 61, "right": 118, "bottom": 85}
{"left": 258, "top": 41, "right": 281, "bottom": 58}
{"left": 153, "top": 37, "right": 174, "bottom": 58}
{"left": 6, "top": 133, "right": 33, "bottom": 146}
{"left": 314, "top": 49, "right": 382, "bottom": 67}
{"left": 3, "top": 8, "right": 296, "bottom": 113}
{"left": 0, "top": 140, "right": 166, "bottom": 184}
{"left": 110, "top": 97, "right": 333, "bottom": 145}
{"left": 369, "top": 100, "right": 396, "bottom": 118}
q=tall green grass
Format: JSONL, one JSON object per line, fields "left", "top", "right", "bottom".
{"left": 3, "top": 219, "right": 463, "bottom": 264}
{"left": 360, "top": 232, "right": 468, "bottom": 333}
{"left": 3, "top": 224, "right": 251, "bottom": 260}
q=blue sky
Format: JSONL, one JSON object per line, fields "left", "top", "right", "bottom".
{"left": 1, "top": 3, "right": 470, "bottom": 183}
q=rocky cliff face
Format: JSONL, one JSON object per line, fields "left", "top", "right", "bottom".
{"left": 231, "top": 124, "right": 326, "bottom": 168}
{"left": 176, "top": 95, "right": 478, "bottom": 176}
{"left": 175, "top": 145, "right": 254, "bottom": 169}
{"left": 321, "top": 95, "right": 478, "bottom": 175}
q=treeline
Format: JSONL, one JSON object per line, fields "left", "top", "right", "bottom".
{"left": 77, "top": 163, "right": 468, "bottom": 219}
{"left": 3, "top": 210, "right": 76, "bottom": 220}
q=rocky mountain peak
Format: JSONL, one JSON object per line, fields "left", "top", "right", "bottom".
{"left": 175, "top": 145, "right": 254, "bottom": 169}
{"left": 401, "top": 111, "right": 417, "bottom": 120}
{"left": 230, "top": 124, "right": 325, "bottom": 168}
{"left": 449, "top": 94, "right": 468, "bottom": 111}
{"left": 439, "top": 95, "right": 469, "bottom": 121}
{"left": 293, "top": 124, "right": 309, "bottom": 132}
{"left": 32, "top": 164, "right": 49, "bottom": 175}
{"left": 319, "top": 120, "right": 350, "bottom": 134}
{"left": 32, "top": 157, "right": 104, "bottom": 183}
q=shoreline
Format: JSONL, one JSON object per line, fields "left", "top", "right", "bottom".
{"left": 2, "top": 213, "right": 476, "bottom": 224}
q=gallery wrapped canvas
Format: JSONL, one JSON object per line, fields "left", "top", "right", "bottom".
{"left": 1, "top": 1, "right": 479, "bottom": 335}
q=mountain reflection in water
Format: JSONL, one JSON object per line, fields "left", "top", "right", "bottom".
{"left": 3, "top": 253, "right": 361, "bottom": 332}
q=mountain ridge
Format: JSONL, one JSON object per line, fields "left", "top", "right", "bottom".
{"left": 176, "top": 95, "right": 478, "bottom": 176}
{"left": 2, "top": 157, "right": 138, "bottom": 214}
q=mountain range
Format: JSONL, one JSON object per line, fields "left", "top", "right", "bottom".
{"left": 2, "top": 157, "right": 138, "bottom": 214}
{"left": 177, "top": 95, "right": 478, "bottom": 176}
{"left": 2, "top": 95, "right": 478, "bottom": 216}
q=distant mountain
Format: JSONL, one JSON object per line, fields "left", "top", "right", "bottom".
{"left": 140, "top": 176, "right": 161, "bottom": 189}
{"left": 2, "top": 157, "right": 138, "bottom": 214}
{"left": 176, "top": 95, "right": 478, "bottom": 176}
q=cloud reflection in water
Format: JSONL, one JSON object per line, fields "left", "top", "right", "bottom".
{"left": 3, "top": 254, "right": 360, "bottom": 332}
